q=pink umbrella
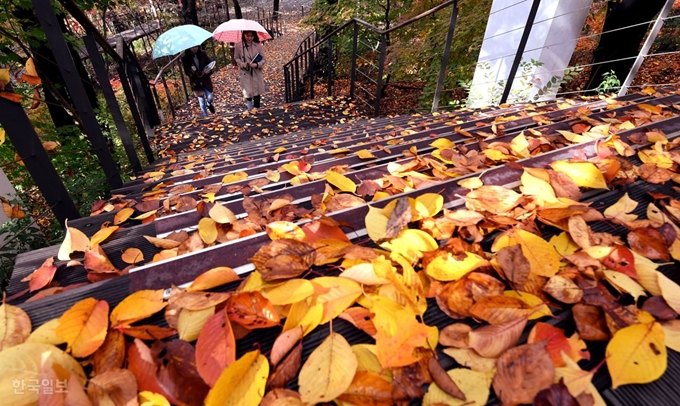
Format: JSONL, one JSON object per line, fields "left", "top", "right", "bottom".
{"left": 213, "top": 19, "right": 272, "bottom": 43}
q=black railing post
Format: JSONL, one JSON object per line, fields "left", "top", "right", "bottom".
{"left": 294, "top": 57, "right": 301, "bottom": 101}
{"left": 309, "top": 49, "right": 315, "bottom": 99}
{"left": 177, "top": 59, "right": 190, "bottom": 102}
{"left": 432, "top": 1, "right": 459, "bottom": 112}
{"left": 284, "top": 65, "right": 290, "bottom": 102}
{"left": 0, "top": 98, "right": 81, "bottom": 225}
{"left": 327, "top": 38, "right": 333, "bottom": 97}
{"left": 33, "top": 0, "right": 123, "bottom": 189}
{"left": 83, "top": 28, "right": 142, "bottom": 174}
{"left": 500, "top": 0, "right": 541, "bottom": 105}
{"left": 350, "top": 21, "right": 358, "bottom": 99}
{"left": 119, "top": 49, "right": 155, "bottom": 164}
{"left": 161, "top": 75, "right": 176, "bottom": 119}
{"left": 151, "top": 85, "right": 165, "bottom": 123}
{"left": 374, "top": 34, "right": 387, "bottom": 116}
{"left": 117, "top": 63, "right": 151, "bottom": 163}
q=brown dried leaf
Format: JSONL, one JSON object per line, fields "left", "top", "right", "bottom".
{"left": 497, "top": 245, "right": 530, "bottom": 285}
{"left": 250, "top": 239, "right": 316, "bottom": 281}
{"left": 492, "top": 342, "right": 555, "bottom": 406}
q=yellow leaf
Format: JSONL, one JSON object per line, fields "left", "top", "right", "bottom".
{"left": 89, "top": 226, "right": 119, "bottom": 247}
{"left": 109, "top": 290, "right": 166, "bottom": 328}
{"left": 266, "top": 221, "right": 305, "bottom": 241}
{"left": 442, "top": 348, "right": 497, "bottom": 373}
{"left": 555, "top": 353, "right": 605, "bottom": 405}
{"left": 380, "top": 229, "right": 438, "bottom": 262}
{"left": 503, "top": 291, "right": 553, "bottom": 320}
{"left": 662, "top": 320, "right": 680, "bottom": 353}
{"left": 0, "top": 343, "right": 86, "bottom": 405}
{"left": 222, "top": 171, "right": 248, "bottom": 184}
{"left": 198, "top": 217, "right": 218, "bottom": 244}
{"left": 550, "top": 161, "right": 608, "bottom": 189}
{"left": 56, "top": 298, "right": 109, "bottom": 358}
{"left": 352, "top": 344, "right": 391, "bottom": 381}
{"left": 202, "top": 192, "right": 216, "bottom": 203}
{"left": 268, "top": 198, "right": 292, "bottom": 213}
{"left": 329, "top": 147, "right": 351, "bottom": 154}
{"left": 372, "top": 191, "right": 390, "bottom": 201}
{"left": 521, "top": 171, "right": 558, "bottom": 203}
{"left": 209, "top": 204, "right": 238, "bottom": 224}
{"left": 261, "top": 279, "right": 315, "bottom": 305}
{"left": 282, "top": 300, "right": 323, "bottom": 336}
{"left": 57, "top": 221, "right": 90, "bottom": 260}
{"left": 121, "top": 247, "right": 144, "bottom": 264}
{"left": 638, "top": 149, "right": 673, "bottom": 169}
{"left": 431, "top": 138, "right": 456, "bottom": 149}
{"left": 265, "top": 170, "right": 281, "bottom": 182}
{"left": 415, "top": 193, "right": 443, "bottom": 218}
{"left": 510, "top": 133, "right": 530, "bottom": 158}
{"left": 658, "top": 272, "right": 680, "bottom": 314}
{"left": 423, "top": 368, "right": 492, "bottom": 406}
{"left": 365, "top": 205, "right": 389, "bottom": 242}
{"left": 0, "top": 302, "right": 32, "bottom": 351}
{"left": 299, "top": 332, "right": 358, "bottom": 404}
{"left": 0, "top": 129, "right": 5, "bottom": 145}
{"left": 132, "top": 210, "right": 156, "bottom": 220}
{"left": 457, "top": 177, "right": 483, "bottom": 189}
{"left": 603, "top": 193, "right": 638, "bottom": 223}
{"left": 326, "top": 170, "right": 357, "bottom": 193}
{"left": 0, "top": 69, "right": 9, "bottom": 86}
{"left": 188, "top": 266, "right": 240, "bottom": 292}
{"left": 356, "top": 149, "right": 377, "bottom": 159}
{"left": 27, "top": 318, "right": 64, "bottom": 345}
{"left": 557, "top": 130, "right": 592, "bottom": 144}
{"left": 204, "top": 350, "right": 268, "bottom": 406}
{"left": 178, "top": 306, "right": 214, "bottom": 342}
{"left": 482, "top": 149, "right": 508, "bottom": 161}
{"left": 425, "top": 252, "right": 489, "bottom": 281}
{"left": 606, "top": 322, "right": 666, "bottom": 388}
{"left": 340, "top": 263, "right": 391, "bottom": 285}
{"left": 114, "top": 207, "right": 135, "bottom": 225}
{"left": 313, "top": 277, "right": 363, "bottom": 324}
{"left": 631, "top": 252, "right": 662, "bottom": 296}
{"left": 603, "top": 270, "right": 647, "bottom": 302}
{"left": 509, "top": 229, "right": 561, "bottom": 277}
{"left": 139, "top": 391, "right": 171, "bottom": 406}
{"left": 638, "top": 103, "right": 662, "bottom": 115}
{"left": 273, "top": 147, "right": 287, "bottom": 153}
{"left": 548, "top": 232, "right": 579, "bottom": 256}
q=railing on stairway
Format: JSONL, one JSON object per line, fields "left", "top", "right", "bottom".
{"left": 283, "top": 0, "right": 459, "bottom": 117}
{"left": 0, "top": 0, "right": 161, "bottom": 225}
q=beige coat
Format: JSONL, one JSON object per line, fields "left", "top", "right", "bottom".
{"left": 234, "top": 41, "right": 266, "bottom": 98}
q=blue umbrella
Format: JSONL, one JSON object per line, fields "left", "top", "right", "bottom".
{"left": 152, "top": 24, "right": 213, "bottom": 59}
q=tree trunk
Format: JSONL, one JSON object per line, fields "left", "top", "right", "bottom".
{"left": 233, "top": 0, "right": 243, "bottom": 19}
{"left": 181, "top": 0, "right": 199, "bottom": 25}
{"left": 585, "top": 0, "right": 666, "bottom": 91}
{"left": 224, "top": 0, "right": 231, "bottom": 20}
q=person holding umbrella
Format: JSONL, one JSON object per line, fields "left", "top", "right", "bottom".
{"left": 234, "top": 30, "right": 266, "bottom": 110}
{"left": 181, "top": 45, "right": 216, "bottom": 117}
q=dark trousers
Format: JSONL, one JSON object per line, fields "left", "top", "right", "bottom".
{"left": 246, "top": 95, "right": 261, "bottom": 108}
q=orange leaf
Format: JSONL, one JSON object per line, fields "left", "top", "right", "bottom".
{"left": 84, "top": 244, "right": 118, "bottom": 273}
{"left": 0, "top": 91, "right": 21, "bottom": 103}
{"left": 196, "top": 310, "right": 236, "bottom": 387}
{"left": 528, "top": 322, "right": 590, "bottom": 367}
{"left": 121, "top": 247, "right": 144, "bottom": 264}
{"left": 89, "top": 225, "right": 119, "bottom": 247}
{"left": 187, "top": 266, "right": 240, "bottom": 292}
{"left": 24, "top": 257, "right": 57, "bottom": 292}
{"left": 110, "top": 289, "right": 167, "bottom": 328}
{"left": 227, "top": 291, "right": 280, "bottom": 329}
{"left": 270, "top": 326, "right": 304, "bottom": 367}
{"left": 114, "top": 207, "right": 135, "bottom": 225}
{"left": 56, "top": 298, "right": 109, "bottom": 358}
{"left": 117, "top": 325, "right": 177, "bottom": 340}
{"left": 92, "top": 329, "right": 125, "bottom": 375}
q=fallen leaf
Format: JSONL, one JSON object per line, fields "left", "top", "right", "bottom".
{"left": 204, "top": 350, "right": 268, "bottom": 406}
{"left": 492, "top": 342, "right": 555, "bottom": 406}
{"left": 606, "top": 322, "right": 666, "bottom": 388}
{"left": 423, "top": 368, "right": 491, "bottom": 406}
{"left": 87, "top": 368, "right": 138, "bottom": 406}
{"left": 56, "top": 298, "right": 109, "bottom": 358}
{"left": 299, "top": 332, "right": 358, "bottom": 404}
{"left": 57, "top": 221, "right": 90, "bottom": 260}
{"left": 0, "top": 302, "right": 32, "bottom": 351}
{"left": 196, "top": 310, "right": 236, "bottom": 387}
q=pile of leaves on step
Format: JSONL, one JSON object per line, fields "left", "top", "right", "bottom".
{"left": 3, "top": 108, "right": 680, "bottom": 405}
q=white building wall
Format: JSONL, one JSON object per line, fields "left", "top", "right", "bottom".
{"left": 468, "top": 0, "right": 593, "bottom": 107}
